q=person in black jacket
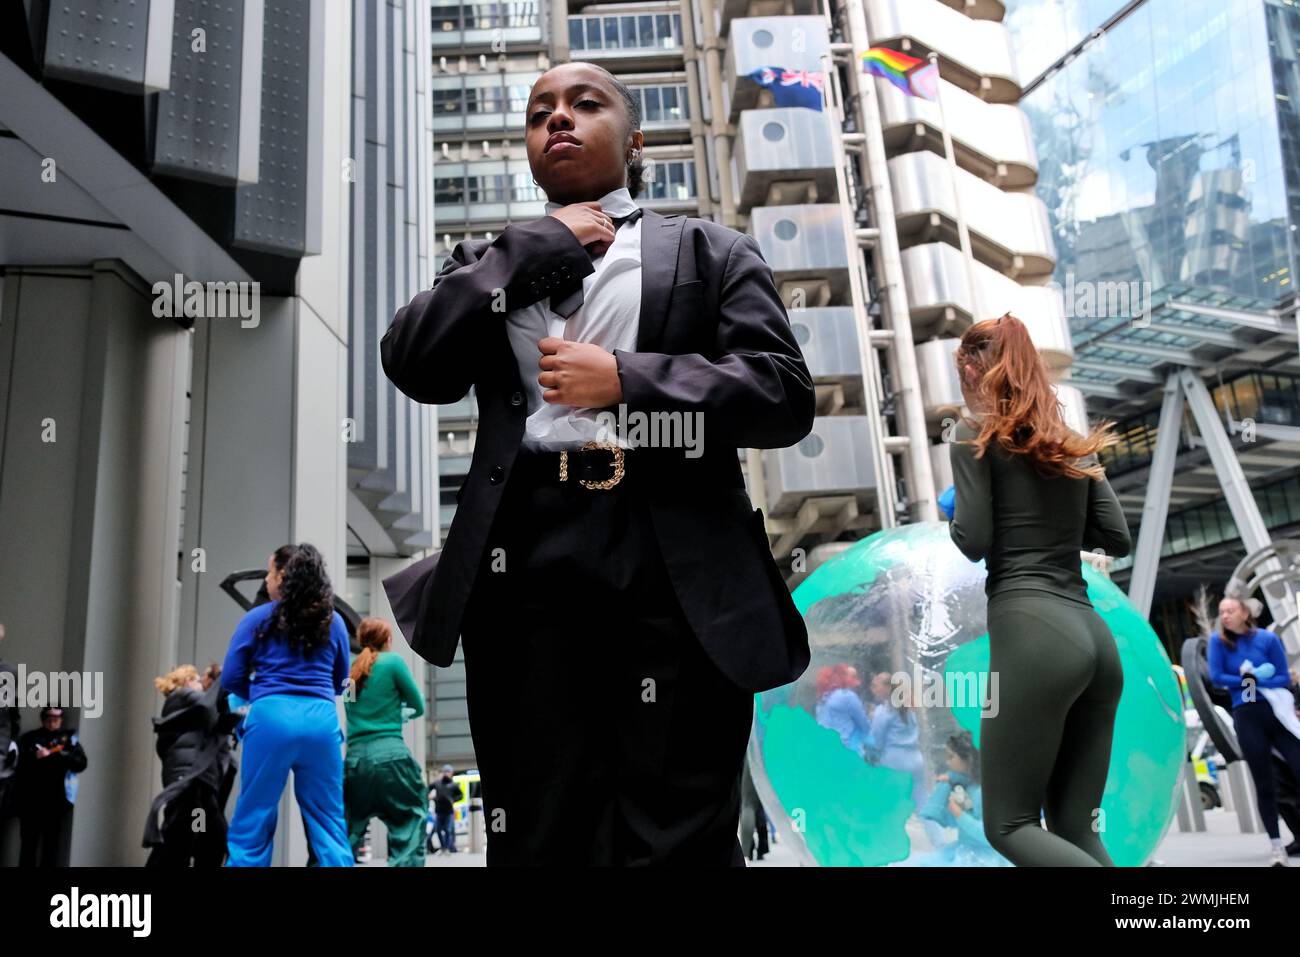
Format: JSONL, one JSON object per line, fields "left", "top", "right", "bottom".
{"left": 143, "top": 665, "right": 239, "bottom": 867}
{"left": 0, "top": 622, "right": 19, "bottom": 861}
{"left": 16, "top": 707, "right": 87, "bottom": 867}
{"left": 382, "top": 61, "right": 814, "bottom": 866}
{"left": 428, "top": 764, "right": 460, "bottom": 854}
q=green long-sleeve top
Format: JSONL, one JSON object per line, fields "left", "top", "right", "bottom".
{"left": 948, "top": 419, "right": 1132, "bottom": 605}
{"left": 345, "top": 651, "right": 426, "bottom": 742}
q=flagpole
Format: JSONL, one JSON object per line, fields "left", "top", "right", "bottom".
{"left": 821, "top": 51, "right": 897, "bottom": 528}
{"left": 928, "top": 52, "right": 981, "bottom": 325}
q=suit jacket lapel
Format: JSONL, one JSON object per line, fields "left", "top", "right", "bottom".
{"left": 637, "top": 208, "right": 685, "bottom": 352}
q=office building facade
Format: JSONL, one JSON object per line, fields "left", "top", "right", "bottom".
{"left": 1010, "top": 0, "right": 1300, "bottom": 650}
{"left": 0, "top": 0, "right": 436, "bottom": 864}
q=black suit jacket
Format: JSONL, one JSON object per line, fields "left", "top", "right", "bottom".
{"left": 380, "top": 208, "right": 815, "bottom": 693}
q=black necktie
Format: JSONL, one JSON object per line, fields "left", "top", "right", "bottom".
{"left": 551, "top": 208, "right": 643, "bottom": 319}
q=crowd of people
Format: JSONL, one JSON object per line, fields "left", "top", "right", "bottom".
{"left": 0, "top": 546, "right": 462, "bottom": 868}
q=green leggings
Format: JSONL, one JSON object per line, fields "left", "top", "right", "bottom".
{"left": 344, "top": 735, "right": 428, "bottom": 867}
{"left": 980, "top": 591, "right": 1123, "bottom": 866}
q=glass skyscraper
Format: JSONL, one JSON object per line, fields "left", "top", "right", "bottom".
{"left": 1009, "top": 0, "right": 1300, "bottom": 643}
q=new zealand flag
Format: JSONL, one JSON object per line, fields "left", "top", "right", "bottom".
{"left": 748, "top": 65, "right": 825, "bottom": 111}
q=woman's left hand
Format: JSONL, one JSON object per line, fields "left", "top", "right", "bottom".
{"left": 538, "top": 337, "right": 623, "bottom": 408}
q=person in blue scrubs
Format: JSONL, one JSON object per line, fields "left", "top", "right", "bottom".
{"left": 222, "top": 543, "right": 353, "bottom": 867}
{"left": 1207, "top": 594, "right": 1300, "bottom": 867}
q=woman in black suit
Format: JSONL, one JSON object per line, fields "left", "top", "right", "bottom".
{"left": 382, "top": 61, "right": 815, "bottom": 866}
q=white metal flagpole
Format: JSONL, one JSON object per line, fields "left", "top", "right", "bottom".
{"left": 821, "top": 51, "right": 897, "bottom": 527}
{"left": 928, "top": 52, "right": 981, "bottom": 323}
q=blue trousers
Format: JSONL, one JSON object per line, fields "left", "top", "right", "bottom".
{"left": 435, "top": 811, "right": 456, "bottom": 851}
{"left": 226, "top": 694, "right": 353, "bottom": 867}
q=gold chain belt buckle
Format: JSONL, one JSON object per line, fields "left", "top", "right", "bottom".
{"left": 558, "top": 441, "right": 625, "bottom": 490}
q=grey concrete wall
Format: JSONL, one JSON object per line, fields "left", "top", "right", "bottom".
{"left": 0, "top": 263, "right": 189, "bottom": 865}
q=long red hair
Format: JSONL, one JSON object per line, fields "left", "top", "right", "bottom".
{"left": 349, "top": 617, "right": 392, "bottom": 697}
{"left": 955, "top": 314, "right": 1116, "bottom": 479}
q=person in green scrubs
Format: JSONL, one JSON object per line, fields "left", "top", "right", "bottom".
{"left": 344, "top": 617, "right": 428, "bottom": 866}
{"left": 947, "top": 314, "right": 1131, "bottom": 866}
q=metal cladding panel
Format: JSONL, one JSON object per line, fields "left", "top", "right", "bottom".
{"left": 786, "top": 307, "right": 861, "bottom": 380}
{"left": 915, "top": 337, "right": 963, "bottom": 412}
{"left": 233, "top": 0, "right": 309, "bottom": 254}
{"left": 44, "top": 0, "right": 152, "bottom": 91}
{"left": 345, "top": 0, "right": 437, "bottom": 554}
{"left": 736, "top": 108, "right": 834, "bottom": 173}
{"left": 153, "top": 0, "right": 245, "bottom": 183}
{"left": 727, "top": 16, "right": 830, "bottom": 77}
{"left": 724, "top": 16, "right": 830, "bottom": 119}
{"left": 750, "top": 205, "right": 850, "bottom": 272}
{"left": 764, "top": 415, "right": 877, "bottom": 507}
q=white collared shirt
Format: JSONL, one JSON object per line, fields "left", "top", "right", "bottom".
{"left": 506, "top": 186, "right": 642, "bottom": 450}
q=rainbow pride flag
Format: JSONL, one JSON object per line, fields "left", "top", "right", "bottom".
{"left": 860, "top": 47, "right": 939, "bottom": 100}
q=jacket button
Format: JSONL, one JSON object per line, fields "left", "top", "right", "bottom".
{"left": 489, "top": 466, "right": 505, "bottom": 485}
{"left": 510, "top": 391, "right": 523, "bottom": 406}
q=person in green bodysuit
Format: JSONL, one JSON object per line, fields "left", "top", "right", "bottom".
{"left": 947, "top": 314, "right": 1131, "bottom": 867}
{"left": 344, "top": 617, "right": 428, "bottom": 866}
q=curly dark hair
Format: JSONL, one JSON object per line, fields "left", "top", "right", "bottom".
{"left": 256, "top": 543, "right": 336, "bottom": 655}
{"left": 947, "top": 730, "right": 981, "bottom": 782}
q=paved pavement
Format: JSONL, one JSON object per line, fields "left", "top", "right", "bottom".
{"left": 389, "top": 807, "right": 1294, "bottom": 867}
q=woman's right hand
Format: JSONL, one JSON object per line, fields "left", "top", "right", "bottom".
{"left": 549, "top": 202, "right": 617, "bottom": 255}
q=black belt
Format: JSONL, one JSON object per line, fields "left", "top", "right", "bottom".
{"left": 510, "top": 443, "right": 745, "bottom": 491}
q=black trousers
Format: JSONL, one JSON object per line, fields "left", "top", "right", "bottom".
{"left": 1233, "top": 700, "right": 1300, "bottom": 840}
{"left": 19, "top": 800, "right": 71, "bottom": 867}
{"left": 146, "top": 782, "right": 227, "bottom": 868}
{"left": 461, "top": 456, "right": 754, "bottom": 866}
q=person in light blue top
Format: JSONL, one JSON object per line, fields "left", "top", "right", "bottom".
{"left": 1207, "top": 594, "right": 1300, "bottom": 866}
{"left": 869, "top": 671, "right": 926, "bottom": 808}
{"left": 914, "top": 731, "right": 1010, "bottom": 867}
{"left": 222, "top": 543, "right": 353, "bottom": 867}
{"left": 814, "top": 664, "right": 875, "bottom": 757}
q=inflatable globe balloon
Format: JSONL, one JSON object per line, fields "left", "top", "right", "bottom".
{"left": 749, "top": 521, "right": 1185, "bottom": 866}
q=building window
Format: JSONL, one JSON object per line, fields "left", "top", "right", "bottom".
{"left": 465, "top": 85, "right": 504, "bottom": 115}
{"left": 643, "top": 87, "right": 662, "bottom": 122}
{"left": 435, "top": 175, "right": 465, "bottom": 205}
{"left": 433, "top": 87, "right": 464, "bottom": 116}
{"left": 436, "top": 1, "right": 539, "bottom": 39}
{"left": 569, "top": 12, "right": 684, "bottom": 52}
{"left": 469, "top": 2, "right": 501, "bottom": 29}
{"left": 467, "top": 173, "right": 509, "bottom": 203}
{"left": 511, "top": 172, "right": 543, "bottom": 202}
{"left": 432, "top": 5, "right": 461, "bottom": 33}
{"left": 633, "top": 84, "right": 688, "bottom": 124}
{"left": 661, "top": 85, "right": 685, "bottom": 120}
{"left": 506, "top": 79, "right": 534, "bottom": 113}
{"left": 503, "top": 1, "right": 537, "bottom": 28}
{"left": 645, "top": 159, "right": 696, "bottom": 202}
